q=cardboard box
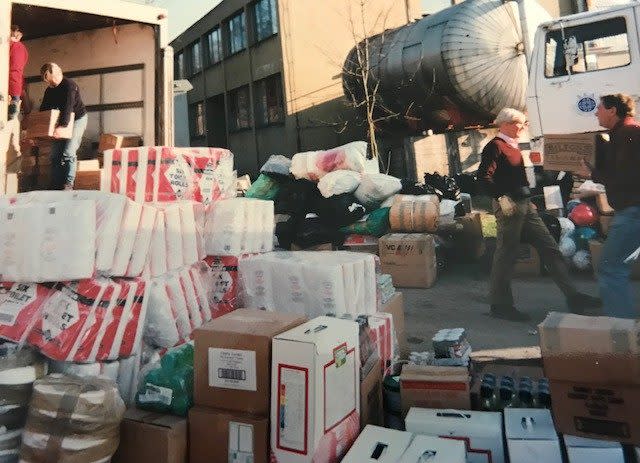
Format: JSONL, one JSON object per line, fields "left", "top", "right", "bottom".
{"left": 380, "top": 292, "right": 407, "bottom": 358}
{"left": 596, "top": 193, "right": 614, "bottom": 215}
{"left": 74, "top": 159, "right": 101, "bottom": 190}
{"left": 539, "top": 312, "right": 640, "bottom": 443}
{"left": 590, "top": 240, "right": 640, "bottom": 279}
{"left": 342, "top": 235, "right": 379, "bottom": 255}
{"left": 399, "top": 434, "right": 466, "bottom": 463}
{"left": 405, "top": 408, "right": 505, "bottom": 463}
{"left": 514, "top": 244, "right": 542, "bottom": 277}
{"left": 400, "top": 365, "right": 470, "bottom": 415}
{"left": 189, "top": 406, "right": 268, "bottom": 463}
{"left": 193, "top": 309, "right": 306, "bottom": 415}
{"left": 24, "top": 110, "right": 74, "bottom": 139}
{"left": 98, "top": 133, "right": 143, "bottom": 152}
{"left": 504, "top": 409, "right": 562, "bottom": 463}
{"left": 543, "top": 132, "right": 602, "bottom": 172}
{"left": 360, "top": 359, "right": 383, "bottom": 429}
{"left": 271, "top": 316, "right": 360, "bottom": 463}
{"left": 342, "top": 425, "right": 412, "bottom": 463}
{"left": 379, "top": 234, "right": 437, "bottom": 288}
{"left": 112, "top": 408, "right": 187, "bottom": 463}
{"left": 563, "top": 435, "right": 624, "bottom": 463}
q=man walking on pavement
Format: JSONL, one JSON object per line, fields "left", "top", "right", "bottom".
{"left": 8, "top": 25, "right": 28, "bottom": 120}
{"left": 579, "top": 94, "right": 640, "bottom": 319}
{"left": 478, "top": 108, "right": 601, "bottom": 321}
{"left": 39, "top": 63, "right": 88, "bottom": 190}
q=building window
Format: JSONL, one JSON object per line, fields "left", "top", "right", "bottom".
{"left": 545, "top": 17, "right": 630, "bottom": 78}
{"left": 189, "top": 40, "right": 202, "bottom": 75}
{"left": 254, "top": 74, "right": 284, "bottom": 126}
{"left": 190, "top": 102, "right": 205, "bottom": 137}
{"left": 205, "top": 27, "right": 223, "bottom": 65}
{"left": 175, "top": 52, "right": 185, "bottom": 79}
{"left": 253, "top": 0, "right": 278, "bottom": 42}
{"left": 228, "top": 86, "right": 252, "bottom": 130}
{"left": 227, "top": 11, "right": 247, "bottom": 55}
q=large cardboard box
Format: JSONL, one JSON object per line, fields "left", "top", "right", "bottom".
{"left": 399, "top": 434, "right": 466, "bottom": 463}
{"left": 400, "top": 365, "right": 470, "bottom": 415}
{"left": 563, "top": 435, "right": 624, "bottom": 463}
{"left": 342, "top": 425, "right": 412, "bottom": 463}
{"left": 504, "top": 409, "right": 562, "bottom": 463}
{"left": 513, "top": 244, "right": 541, "bottom": 277}
{"left": 589, "top": 240, "right": 640, "bottom": 280}
{"left": 379, "top": 292, "right": 407, "bottom": 358}
{"left": 193, "top": 309, "right": 306, "bottom": 415}
{"left": 98, "top": 133, "right": 143, "bottom": 152}
{"left": 539, "top": 312, "right": 640, "bottom": 443}
{"left": 24, "top": 110, "right": 74, "bottom": 140}
{"left": 379, "top": 234, "right": 437, "bottom": 288}
{"left": 75, "top": 159, "right": 101, "bottom": 190}
{"left": 271, "top": 316, "right": 360, "bottom": 463}
{"left": 112, "top": 408, "right": 187, "bottom": 463}
{"left": 543, "top": 132, "right": 602, "bottom": 172}
{"left": 360, "top": 360, "right": 383, "bottom": 429}
{"left": 405, "top": 408, "right": 505, "bottom": 463}
{"left": 189, "top": 406, "right": 268, "bottom": 463}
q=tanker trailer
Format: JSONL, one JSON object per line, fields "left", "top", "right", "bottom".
{"left": 342, "top": 0, "right": 551, "bottom": 134}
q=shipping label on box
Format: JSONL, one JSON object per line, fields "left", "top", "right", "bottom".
{"left": 543, "top": 132, "right": 603, "bottom": 172}
{"left": 399, "top": 434, "right": 467, "bottom": 463}
{"left": 405, "top": 408, "right": 505, "bottom": 463}
{"left": 505, "top": 409, "right": 562, "bottom": 463}
{"left": 342, "top": 425, "right": 412, "bottom": 463}
{"left": 272, "top": 316, "right": 360, "bottom": 463}
{"left": 400, "top": 365, "right": 470, "bottom": 415}
{"left": 564, "top": 435, "right": 624, "bottom": 463}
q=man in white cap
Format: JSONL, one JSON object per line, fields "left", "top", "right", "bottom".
{"left": 477, "top": 108, "right": 600, "bottom": 321}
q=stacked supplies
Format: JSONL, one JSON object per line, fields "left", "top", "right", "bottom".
{"left": 432, "top": 328, "right": 471, "bottom": 367}
{"left": 377, "top": 274, "right": 396, "bottom": 305}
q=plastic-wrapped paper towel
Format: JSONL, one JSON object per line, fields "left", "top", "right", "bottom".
{"left": 317, "top": 170, "right": 362, "bottom": 198}
{"left": 19, "top": 374, "right": 125, "bottom": 463}
{"left": 354, "top": 173, "right": 402, "bottom": 208}
{"left": 239, "top": 251, "right": 378, "bottom": 317}
{"left": 0, "top": 343, "right": 46, "bottom": 463}
{"left": 290, "top": 141, "right": 367, "bottom": 181}
{"left": 205, "top": 198, "right": 274, "bottom": 256}
{"left": 202, "top": 256, "right": 241, "bottom": 317}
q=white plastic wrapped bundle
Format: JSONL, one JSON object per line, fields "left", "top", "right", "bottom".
{"left": 354, "top": 173, "right": 402, "bottom": 207}
{"left": 109, "top": 200, "right": 143, "bottom": 277}
{"left": 290, "top": 141, "right": 367, "bottom": 181}
{"left": 162, "top": 204, "right": 184, "bottom": 271}
{"left": 144, "top": 279, "right": 180, "bottom": 349}
{"left": 317, "top": 170, "right": 362, "bottom": 198}
{"left": 125, "top": 204, "right": 157, "bottom": 277}
{"left": 165, "top": 274, "right": 192, "bottom": 339}
{"left": 205, "top": 198, "right": 274, "bottom": 256}
{"left": 238, "top": 251, "right": 378, "bottom": 317}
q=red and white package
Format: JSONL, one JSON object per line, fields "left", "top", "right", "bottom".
{"left": 367, "top": 313, "right": 394, "bottom": 373}
{"left": 149, "top": 210, "right": 168, "bottom": 278}
{"left": 95, "top": 279, "right": 131, "bottom": 361}
{"left": 203, "top": 255, "right": 240, "bottom": 317}
{"left": 179, "top": 201, "right": 200, "bottom": 267}
{"left": 102, "top": 148, "right": 128, "bottom": 196}
{"left": 180, "top": 147, "right": 235, "bottom": 204}
{"left": 179, "top": 268, "right": 203, "bottom": 329}
{"left": 0, "top": 282, "right": 52, "bottom": 344}
{"left": 155, "top": 147, "right": 195, "bottom": 202}
{"left": 123, "top": 147, "right": 148, "bottom": 202}
{"left": 118, "top": 278, "right": 148, "bottom": 357}
{"left": 166, "top": 274, "right": 192, "bottom": 338}
{"left": 28, "top": 279, "right": 109, "bottom": 361}
{"left": 189, "top": 264, "right": 212, "bottom": 323}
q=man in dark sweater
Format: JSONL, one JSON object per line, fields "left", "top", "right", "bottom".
{"left": 39, "top": 63, "right": 88, "bottom": 190}
{"left": 580, "top": 94, "right": 640, "bottom": 318}
{"left": 478, "top": 108, "right": 600, "bottom": 321}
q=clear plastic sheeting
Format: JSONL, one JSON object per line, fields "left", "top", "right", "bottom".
{"left": 239, "top": 251, "right": 378, "bottom": 317}
{"left": 204, "top": 198, "right": 275, "bottom": 256}
{"left": 101, "top": 146, "right": 236, "bottom": 204}
{"left": 19, "top": 374, "right": 125, "bottom": 463}
{"left": 290, "top": 141, "right": 368, "bottom": 181}
{"left": 0, "top": 279, "right": 149, "bottom": 363}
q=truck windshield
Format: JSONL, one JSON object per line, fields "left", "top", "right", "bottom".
{"left": 544, "top": 16, "right": 630, "bottom": 78}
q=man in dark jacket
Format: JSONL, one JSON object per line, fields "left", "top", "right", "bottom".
{"left": 39, "top": 63, "right": 88, "bottom": 190}
{"left": 8, "top": 25, "right": 28, "bottom": 119}
{"left": 478, "top": 108, "right": 600, "bottom": 321}
{"left": 580, "top": 94, "right": 640, "bottom": 318}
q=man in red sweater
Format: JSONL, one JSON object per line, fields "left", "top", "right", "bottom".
{"left": 478, "top": 108, "right": 600, "bottom": 321}
{"left": 8, "top": 25, "right": 28, "bottom": 120}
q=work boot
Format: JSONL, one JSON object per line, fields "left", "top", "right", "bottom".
{"left": 566, "top": 293, "right": 602, "bottom": 315}
{"left": 489, "top": 305, "right": 531, "bottom": 322}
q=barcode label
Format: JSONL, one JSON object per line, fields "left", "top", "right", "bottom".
{"left": 218, "top": 368, "right": 246, "bottom": 381}
{"left": 209, "top": 348, "right": 257, "bottom": 391}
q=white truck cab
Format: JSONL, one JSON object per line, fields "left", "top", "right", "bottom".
{"left": 527, "top": 3, "right": 640, "bottom": 165}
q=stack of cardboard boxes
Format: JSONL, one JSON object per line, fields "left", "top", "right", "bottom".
{"left": 190, "top": 309, "right": 306, "bottom": 463}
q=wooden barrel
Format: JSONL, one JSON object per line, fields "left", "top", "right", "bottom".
{"left": 389, "top": 195, "right": 439, "bottom": 232}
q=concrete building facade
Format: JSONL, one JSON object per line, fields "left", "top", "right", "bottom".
{"left": 171, "top": 0, "right": 421, "bottom": 175}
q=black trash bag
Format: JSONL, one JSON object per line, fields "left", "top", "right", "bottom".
{"left": 275, "top": 179, "right": 317, "bottom": 216}
{"left": 424, "top": 172, "right": 461, "bottom": 201}
{"left": 294, "top": 217, "right": 345, "bottom": 249}
{"left": 454, "top": 173, "right": 478, "bottom": 196}
{"left": 311, "top": 192, "right": 367, "bottom": 228}
{"left": 540, "top": 213, "right": 562, "bottom": 243}
{"left": 274, "top": 213, "right": 299, "bottom": 250}
{"left": 399, "top": 179, "right": 437, "bottom": 196}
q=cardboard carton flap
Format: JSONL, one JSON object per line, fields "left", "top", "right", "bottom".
{"left": 123, "top": 408, "right": 186, "bottom": 429}
{"left": 197, "top": 308, "right": 306, "bottom": 337}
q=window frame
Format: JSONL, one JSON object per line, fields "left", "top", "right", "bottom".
{"left": 252, "top": 0, "right": 279, "bottom": 44}
{"left": 228, "top": 85, "right": 253, "bottom": 132}
{"left": 189, "top": 101, "right": 206, "bottom": 138}
{"left": 188, "top": 39, "right": 203, "bottom": 76}
{"left": 544, "top": 16, "right": 631, "bottom": 79}
{"left": 174, "top": 52, "right": 185, "bottom": 80}
{"left": 226, "top": 10, "right": 248, "bottom": 56}
{"left": 204, "top": 26, "right": 223, "bottom": 67}
{"left": 254, "top": 73, "right": 285, "bottom": 127}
